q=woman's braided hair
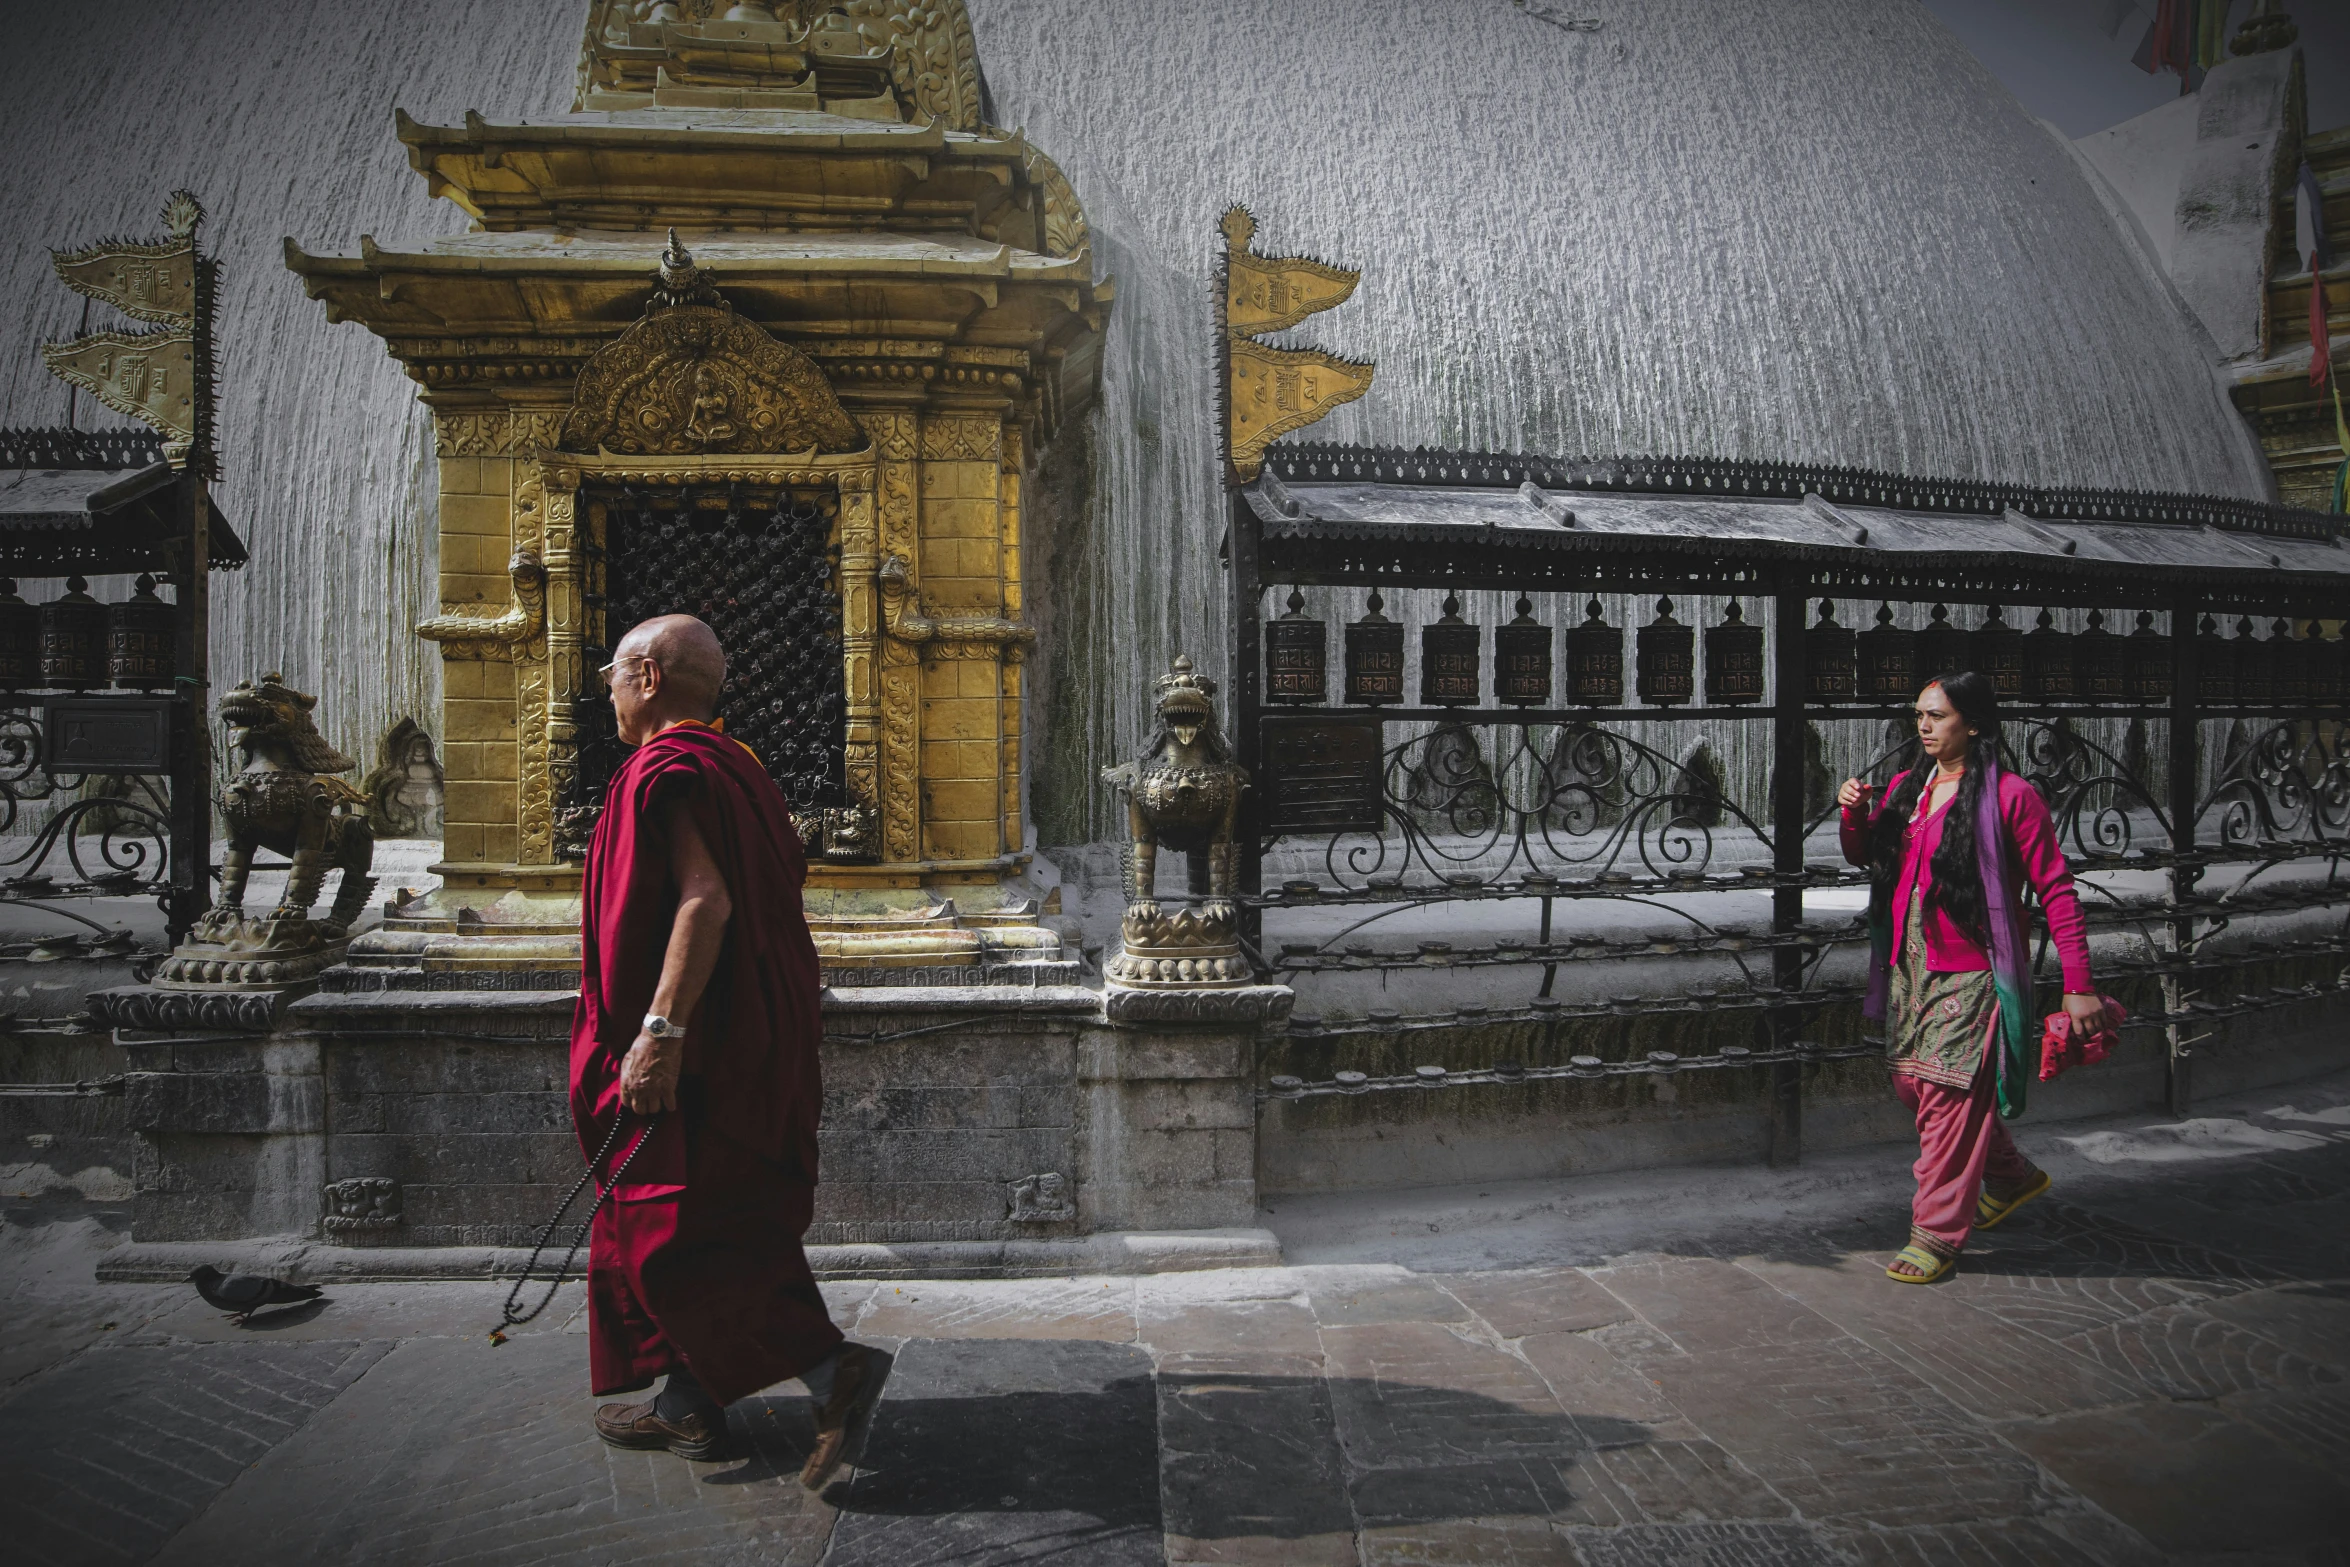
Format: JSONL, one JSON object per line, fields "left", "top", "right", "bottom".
{"left": 1868, "top": 670, "right": 2001, "bottom": 942}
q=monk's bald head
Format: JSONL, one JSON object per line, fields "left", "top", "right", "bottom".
{"left": 617, "top": 614, "right": 726, "bottom": 722}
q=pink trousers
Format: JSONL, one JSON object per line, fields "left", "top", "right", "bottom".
{"left": 1894, "top": 1057, "right": 2037, "bottom": 1254}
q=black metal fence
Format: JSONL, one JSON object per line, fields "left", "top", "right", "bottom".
{"left": 1227, "top": 445, "right": 2350, "bottom": 1150}
{"left": 0, "top": 427, "right": 225, "bottom": 946}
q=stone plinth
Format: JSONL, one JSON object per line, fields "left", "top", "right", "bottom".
{"left": 1080, "top": 986, "right": 1293, "bottom": 1233}
{"left": 98, "top": 971, "right": 1284, "bottom": 1278}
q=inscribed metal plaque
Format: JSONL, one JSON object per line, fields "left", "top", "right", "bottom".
{"left": 44, "top": 698, "right": 172, "bottom": 773}
{"left": 1260, "top": 716, "right": 1384, "bottom": 835}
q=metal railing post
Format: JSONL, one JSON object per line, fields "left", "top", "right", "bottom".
{"left": 1768, "top": 578, "right": 1809, "bottom": 1165}
{"left": 2165, "top": 589, "right": 2201, "bottom": 1118}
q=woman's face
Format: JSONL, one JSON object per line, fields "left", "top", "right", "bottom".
{"left": 1915, "top": 683, "right": 1975, "bottom": 764}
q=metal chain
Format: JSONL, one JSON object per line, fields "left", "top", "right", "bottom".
{"left": 489, "top": 1110, "right": 660, "bottom": 1344}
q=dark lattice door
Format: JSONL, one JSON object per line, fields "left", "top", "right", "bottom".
{"left": 565, "top": 489, "right": 845, "bottom": 829}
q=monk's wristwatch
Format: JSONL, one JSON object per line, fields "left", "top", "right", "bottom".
{"left": 642, "top": 1013, "right": 686, "bottom": 1039}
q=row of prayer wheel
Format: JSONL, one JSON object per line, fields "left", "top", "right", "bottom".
{"left": 0, "top": 575, "right": 174, "bottom": 692}
{"left": 1265, "top": 592, "right": 2347, "bottom": 709}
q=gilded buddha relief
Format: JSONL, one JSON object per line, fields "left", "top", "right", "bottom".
{"left": 557, "top": 233, "right": 865, "bottom": 459}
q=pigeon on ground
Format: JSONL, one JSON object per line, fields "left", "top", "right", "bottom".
{"left": 187, "top": 1266, "right": 325, "bottom": 1324}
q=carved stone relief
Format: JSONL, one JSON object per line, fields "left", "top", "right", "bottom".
{"left": 323, "top": 1176, "right": 404, "bottom": 1238}
{"left": 559, "top": 239, "right": 864, "bottom": 457}
{"left": 361, "top": 719, "right": 445, "bottom": 839}
{"left": 1008, "top": 1172, "right": 1075, "bottom": 1223}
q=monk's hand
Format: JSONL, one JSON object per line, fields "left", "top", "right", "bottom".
{"left": 619, "top": 1030, "right": 681, "bottom": 1115}
{"left": 2062, "top": 992, "right": 2109, "bottom": 1041}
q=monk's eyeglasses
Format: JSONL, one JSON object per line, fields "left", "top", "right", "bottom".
{"left": 597, "top": 654, "right": 654, "bottom": 689}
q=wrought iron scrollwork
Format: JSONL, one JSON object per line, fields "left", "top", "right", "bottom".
{"left": 0, "top": 708, "right": 169, "bottom": 894}
{"left": 2196, "top": 719, "right": 2350, "bottom": 851}
{"left": 2012, "top": 718, "right": 2170, "bottom": 862}
{"left": 1305, "top": 721, "right": 1772, "bottom": 894}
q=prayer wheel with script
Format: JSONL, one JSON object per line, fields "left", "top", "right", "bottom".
{"left": 1703, "top": 599, "right": 1764, "bottom": 705}
{"left": 1346, "top": 591, "right": 1406, "bottom": 705}
{"left": 1264, "top": 587, "right": 1326, "bottom": 706}
{"left": 1494, "top": 596, "right": 1553, "bottom": 708}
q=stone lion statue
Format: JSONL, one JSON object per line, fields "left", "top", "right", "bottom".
{"left": 197, "top": 674, "right": 377, "bottom": 943}
{"left": 1098, "top": 655, "right": 1252, "bottom": 987}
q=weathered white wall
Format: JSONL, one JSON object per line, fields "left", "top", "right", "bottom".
{"left": 0, "top": 1, "right": 581, "bottom": 775}
{"left": 971, "top": 0, "right": 2275, "bottom": 842}
{"left": 0, "top": 1, "right": 2274, "bottom": 851}
{"left": 2076, "top": 94, "right": 2201, "bottom": 276}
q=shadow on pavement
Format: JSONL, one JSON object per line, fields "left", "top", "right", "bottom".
{"left": 819, "top": 1338, "right": 1651, "bottom": 1563}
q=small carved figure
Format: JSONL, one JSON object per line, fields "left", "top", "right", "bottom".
{"left": 199, "top": 675, "right": 377, "bottom": 944}
{"left": 323, "top": 1176, "right": 404, "bottom": 1236}
{"left": 360, "top": 717, "right": 445, "bottom": 838}
{"left": 683, "top": 361, "right": 737, "bottom": 445}
{"left": 1008, "top": 1172, "right": 1074, "bottom": 1223}
{"left": 1099, "top": 655, "right": 1252, "bottom": 987}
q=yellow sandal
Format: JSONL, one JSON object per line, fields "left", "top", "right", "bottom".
{"left": 1886, "top": 1242, "right": 1958, "bottom": 1284}
{"left": 1974, "top": 1170, "right": 2052, "bottom": 1231}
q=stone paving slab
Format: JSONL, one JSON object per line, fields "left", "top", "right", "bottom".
{"left": 1741, "top": 1250, "right": 2162, "bottom": 1421}
{"left": 0, "top": 1340, "right": 390, "bottom": 1567}
{"left": 151, "top": 1332, "right": 838, "bottom": 1567}
{"left": 826, "top": 1336, "right": 1161, "bottom": 1565}
{"left": 5, "top": 1072, "right": 2348, "bottom": 1565}
{"left": 853, "top": 1277, "right": 1138, "bottom": 1342}
{"left": 1995, "top": 1397, "right": 2350, "bottom": 1563}
{"left": 1433, "top": 1269, "right": 1631, "bottom": 1340}
{"left": 1159, "top": 1365, "right": 1354, "bottom": 1564}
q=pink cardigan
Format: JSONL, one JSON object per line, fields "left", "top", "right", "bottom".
{"left": 1838, "top": 770, "right": 2093, "bottom": 994}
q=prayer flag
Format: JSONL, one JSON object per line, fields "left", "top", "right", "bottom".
{"left": 2313, "top": 256, "right": 2333, "bottom": 390}
{"left": 2302, "top": 163, "right": 2336, "bottom": 271}
{"left": 2133, "top": 0, "right": 2201, "bottom": 93}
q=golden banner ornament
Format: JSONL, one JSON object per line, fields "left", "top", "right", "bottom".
{"left": 1226, "top": 251, "right": 1360, "bottom": 338}
{"left": 1219, "top": 205, "right": 1374, "bottom": 484}
{"left": 41, "top": 330, "right": 198, "bottom": 444}
{"left": 1228, "top": 338, "right": 1374, "bottom": 481}
{"left": 50, "top": 240, "right": 197, "bottom": 326}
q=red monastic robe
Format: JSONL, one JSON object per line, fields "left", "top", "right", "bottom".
{"left": 569, "top": 722, "right": 840, "bottom": 1403}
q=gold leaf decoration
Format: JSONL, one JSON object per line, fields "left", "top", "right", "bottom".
{"left": 1220, "top": 204, "right": 1374, "bottom": 484}
{"left": 1228, "top": 339, "right": 1375, "bottom": 475}
{"left": 41, "top": 330, "right": 198, "bottom": 442}
{"left": 49, "top": 240, "right": 197, "bottom": 327}
{"left": 1226, "top": 251, "right": 1360, "bottom": 338}
{"left": 560, "top": 306, "right": 865, "bottom": 457}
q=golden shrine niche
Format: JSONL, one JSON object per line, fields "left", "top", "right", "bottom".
{"left": 289, "top": 0, "right": 1107, "bottom": 982}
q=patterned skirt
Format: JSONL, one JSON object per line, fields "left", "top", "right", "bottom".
{"left": 1885, "top": 885, "right": 2000, "bottom": 1089}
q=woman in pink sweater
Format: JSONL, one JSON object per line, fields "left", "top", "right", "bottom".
{"left": 1837, "top": 670, "right": 2109, "bottom": 1283}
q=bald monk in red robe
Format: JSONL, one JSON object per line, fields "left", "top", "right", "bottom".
{"left": 571, "top": 613, "right": 888, "bottom": 1487}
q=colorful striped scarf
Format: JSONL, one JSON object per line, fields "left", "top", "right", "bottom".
{"left": 1862, "top": 752, "right": 2038, "bottom": 1118}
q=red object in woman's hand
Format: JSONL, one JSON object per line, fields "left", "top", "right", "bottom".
{"left": 2040, "top": 995, "right": 2127, "bottom": 1081}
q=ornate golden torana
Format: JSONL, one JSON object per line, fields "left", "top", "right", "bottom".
{"left": 560, "top": 233, "right": 866, "bottom": 456}
{"left": 287, "top": 0, "right": 1106, "bottom": 974}
{"left": 1218, "top": 206, "right": 1373, "bottom": 485}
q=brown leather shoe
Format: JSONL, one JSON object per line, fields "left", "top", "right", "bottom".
{"left": 595, "top": 1399, "right": 726, "bottom": 1461}
{"left": 799, "top": 1343, "right": 893, "bottom": 1492}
